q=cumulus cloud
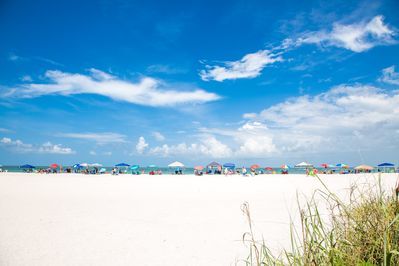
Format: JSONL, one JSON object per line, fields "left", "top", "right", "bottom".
{"left": 149, "top": 135, "right": 232, "bottom": 158}
{"left": 2, "top": 69, "right": 220, "bottom": 107}
{"left": 1, "top": 137, "right": 75, "bottom": 154}
{"left": 152, "top": 131, "right": 165, "bottom": 141}
{"left": 295, "top": 15, "right": 396, "bottom": 52}
{"left": 379, "top": 65, "right": 399, "bottom": 85}
{"left": 58, "top": 132, "right": 127, "bottom": 144}
{"left": 136, "top": 136, "right": 149, "bottom": 154}
{"left": 200, "top": 50, "right": 283, "bottom": 81}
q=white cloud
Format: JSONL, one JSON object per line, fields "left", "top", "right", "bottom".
{"left": 200, "top": 50, "right": 283, "bottom": 81}
{"left": 3, "top": 69, "right": 220, "bottom": 107}
{"left": 136, "top": 136, "right": 149, "bottom": 154}
{"left": 1, "top": 137, "right": 74, "bottom": 154}
{"left": 296, "top": 15, "right": 396, "bottom": 52}
{"left": 152, "top": 131, "right": 165, "bottom": 141}
{"left": 89, "top": 150, "right": 97, "bottom": 155}
{"left": 58, "top": 132, "right": 127, "bottom": 144}
{"left": 379, "top": 65, "right": 399, "bottom": 85}
{"left": 38, "top": 142, "right": 75, "bottom": 154}
{"left": 149, "top": 135, "right": 232, "bottom": 158}
{"left": 21, "top": 75, "right": 32, "bottom": 82}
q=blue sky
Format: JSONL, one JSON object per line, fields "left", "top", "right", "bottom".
{"left": 1, "top": 0, "right": 399, "bottom": 166}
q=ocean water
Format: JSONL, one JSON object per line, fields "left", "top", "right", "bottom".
{"left": 0, "top": 165, "right": 387, "bottom": 174}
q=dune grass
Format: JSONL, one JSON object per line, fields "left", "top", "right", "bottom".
{"left": 241, "top": 174, "right": 399, "bottom": 265}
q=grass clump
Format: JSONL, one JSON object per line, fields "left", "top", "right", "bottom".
{"left": 241, "top": 174, "right": 399, "bottom": 265}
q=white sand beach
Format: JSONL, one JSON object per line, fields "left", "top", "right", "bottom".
{"left": 0, "top": 172, "right": 397, "bottom": 266}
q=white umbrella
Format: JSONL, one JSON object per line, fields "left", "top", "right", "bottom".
{"left": 90, "top": 163, "right": 103, "bottom": 167}
{"left": 80, "top": 163, "right": 89, "bottom": 167}
{"left": 168, "top": 161, "right": 185, "bottom": 168}
{"left": 295, "top": 162, "right": 313, "bottom": 168}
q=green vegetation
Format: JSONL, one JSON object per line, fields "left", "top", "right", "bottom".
{"left": 242, "top": 174, "right": 399, "bottom": 265}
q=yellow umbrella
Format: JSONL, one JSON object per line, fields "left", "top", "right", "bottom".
{"left": 354, "top": 164, "right": 374, "bottom": 171}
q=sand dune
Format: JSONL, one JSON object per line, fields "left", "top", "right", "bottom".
{"left": 0, "top": 172, "right": 397, "bottom": 265}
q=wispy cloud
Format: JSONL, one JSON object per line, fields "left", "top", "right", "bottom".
{"left": 199, "top": 50, "right": 283, "bottom": 82}
{"left": 1, "top": 137, "right": 75, "bottom": 154}
{"left": 152, "top": 131, "right": 165, "bottom": 141}
{"left": 379, "top": 65, "right": 399, "bottom": 85}
{"left": 136, "top": 136, "right": 149, "bottom": 154}
{"left": 59, "top": 132, "right": 127, "bottom": 144}
{"left": 293, "top": 15, "right": 396, "bottom": 52}
{"left": 146, "top": 64, "right": 187, "bottom": 74}
{"left": 2, "top": 69, "right": 220, "bottom": 107}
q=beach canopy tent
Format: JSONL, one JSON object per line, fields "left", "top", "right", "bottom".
{"left": 206, "top": 161, "right": 221, "bottom": 168}
{"left": 223, "top": 163, "right": 235, "bottom": 169}
{"left": 354, "top": 164, "right": 374, "bottom": 171}
{"left": 130, "top": 165, "right": 140, "bottom": 170}
{"left": 250, "top": 164, "right": 260, "bottom": 169}
{"left": 115, "top": 163, "right": 130, "bottom": 167}
{"left": 295, "top": 162, "right": 313, "bottom": 168}
{"left": 20, "top": 164, "right": 35, "bottom": 169}
{"left": 281, "top": 164, "right": 290, "bottom": 169}
{"left": 168, "top": 161, "right": 185, "bottom": 168}
{"left": 378, "top": 162, "right": 395, "bottom": 167}
{"left": 194, "top": 166, "right": 204, "bottom": 170}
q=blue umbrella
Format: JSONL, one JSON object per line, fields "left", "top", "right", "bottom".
{"left": 99, "top": 168, "right": 106, "bottom": 173}
{"left": 378, "top": 162, "right": 395, "bottom": 167}
{"left": 115, "top": 163, "right": 130, "bottom": 167}
{"left": 130, "top": 165, "right": 140, "bottom": 170}
{"left": 223, "top": 163, "right": 235, "bottom": 168}
{"left": 73, "top": 164, "right": 83, "bottom": 169}
{"left": 336, "top": 163, "right": 348, "bottom": 168}
{"left": 20, "top": 164, "right": 35, "bottom": 169}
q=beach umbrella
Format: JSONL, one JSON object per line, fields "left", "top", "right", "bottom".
{"left": 378, "top": 162, "right": 395, "bottom": 167}
{"left": 280, "top": 164, "right": 290, "bottom": 169}
{"left": 223, "top": 163, "right": 235, "bottom": 169}
{"left": 99, "top": 168, "right": 106, "bottom": 173}
{"left": 295, "top": 162, "right": 313, "bottom": 168}
{"left": 130, "top": 165, "right": 140, "bottom": 170}
{"left": 90, "top": 163, "right": 102, "bottom": 167}
{"left": 20, "top": 164, "right": 35, "bottom": 169}
{"left": 336, "top": 163, "right": 348, "bottom": 168}
{"left": 194, "top": 166, "right": 204, "bottom": 170}
{"left": 73, "top": 164, "right": 83, "bottom": 169}
{"left": 354, "top": 164, "right": 374, "bottom": 171}
{"left": 250, "top": 164, "right": 260, "bottom": 169}
{"left": 148, "top": 164, "right": 157, "bottom": 168}
{"left": 168, "top": 161, "right": 185, "bottom": 168}
{"left": 321, "top": 163, "right": 329, "bottom": 168}
{"left": 115, "top": 163, "right": 130, "bottom": 167}
{"left": 80, "top": 163, "right": 89, "bottom": 167}
{"left": 265, "top": 167, "right": 273, "bottom": 171}
{"left": 50, "top": 163, "right": 59, "bottom": 169}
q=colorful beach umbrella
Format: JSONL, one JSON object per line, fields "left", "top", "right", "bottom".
{"left": 280, "top": 164, "right": 290, "bottom": 169}
{"left": 73, "top": 164, "right": 83, "bottom": 169}
{"left": 130, "top": 165, "right": 140, "bottom": 170}
{"left": 378, "top": 162, "right": 395, "bottom": 167}
{"left": 265, "top": 167, "right": 273, "bottom": 171}
{"left": 250, "top": 164, "right": 260, "bottom": 169}
{"left": 194, "top": 166, "right": 204, "bottom": 170}
{"left": 354, "top": 165, "right": 374, "bottom": 171}
{"left": 115, "top": 163, "right": 130, "bottom": 167}
{"left": 50, "top": 163, "right": 59, "bottom": 169}
{"left": 321, "top": 163, "right": 329, "bottom": 168}
{"left": 168, "top": 161, "right": 185, "bottom": 168}
{"left": 336, "top": 163, "right": 348, "bottom": 168}
{"left": 20, "top": 164, "right": 35, "bottom": 169}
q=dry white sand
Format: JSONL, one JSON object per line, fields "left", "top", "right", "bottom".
{"left": 0, "top": 172, "right": 397, "bottom": 265}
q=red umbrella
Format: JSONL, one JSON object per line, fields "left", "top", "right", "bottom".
{"left": 265, "top": 167, "right": 273, "bottom": 171}
{"left": 50, "top": 163, "right": 59, "bottom": 169}
{"left": 321, "top": 163, "right": 329, "bottom": 168}
{"left": 250, "top": 164, "right": 260, "bottom": 169}
{"left": 194, "top": 166, "right": 204, "bottom": 170}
